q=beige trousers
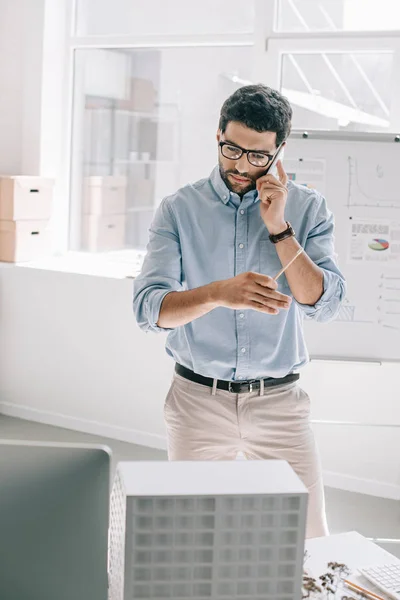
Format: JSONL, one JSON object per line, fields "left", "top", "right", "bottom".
{"left": 164, "top": 373, "right": 329, "bottom": 540}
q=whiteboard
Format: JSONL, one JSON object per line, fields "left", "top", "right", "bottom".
{"left": 285, "top": 131, "right": 400, "bottom": 362}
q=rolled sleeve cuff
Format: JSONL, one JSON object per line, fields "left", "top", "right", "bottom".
{"left": 296, "top": 269, "right": 339, "bottom": 318}
{"left": 145, "top": 289, "right": 175, "bottom": 332}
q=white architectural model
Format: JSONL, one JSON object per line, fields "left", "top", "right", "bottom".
{"left": 108, "top": 460, "right": 307, "bottom": 600}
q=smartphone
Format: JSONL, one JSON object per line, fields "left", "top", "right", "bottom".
{"left": 266, "top": 141, "right": 286, "bottom": 178}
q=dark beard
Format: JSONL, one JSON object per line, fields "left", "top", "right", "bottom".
{"left": 219, "top": 162, "right": 257, "bottom": 197}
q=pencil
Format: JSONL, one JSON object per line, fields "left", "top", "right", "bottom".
{"left": 344, "top": 579, "right": 386, "bottom": 600}
{"left": 273, "top": 247, "right": 304, "bottom": 281}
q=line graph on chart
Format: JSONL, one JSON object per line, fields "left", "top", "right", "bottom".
{"left": 346, "top": 156, "right": 400, "bottom": 210}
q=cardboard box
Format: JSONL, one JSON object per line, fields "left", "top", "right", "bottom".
{"left": 0, "top": 220, "right": 52, "bottom": 262}
{"left": 130, "top": 78, "right": 157, "bottom": 112}
{"left": 83, "top": 176, "right": 127, "bottom": 216}
{"left": 82, "top": 214, "right": 126, "bottom": 252}
{"left": 0, "top": 176, "right": 54, "bottom": 221}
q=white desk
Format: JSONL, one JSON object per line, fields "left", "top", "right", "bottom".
{"left": 306, "top": 531, "right": 400, "bottom": 599}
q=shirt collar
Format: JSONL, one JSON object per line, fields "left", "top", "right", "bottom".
{"left": 209, "top": 165, "right": 259, "bottom": 205}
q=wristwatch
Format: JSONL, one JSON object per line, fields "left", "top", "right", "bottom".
{"left": 269, "top": 221, "right": 295, "bottom": 244}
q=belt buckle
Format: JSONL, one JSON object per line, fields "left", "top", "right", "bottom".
{"left": 229, "top": 381, "right": 253, "bottom": 394}
{"left": 228, "top": 381, "right": 241, "bottom": 394}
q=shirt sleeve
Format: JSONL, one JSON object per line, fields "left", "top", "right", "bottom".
{"left": 133, "top": 198, "right": 183, "bottom": 332}
{"left": 295, "top": 194, "right": 347, "bottom": 323}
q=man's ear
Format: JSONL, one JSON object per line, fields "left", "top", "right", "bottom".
{"left": 216, "top": 129, "right": 221, "bottom": 142}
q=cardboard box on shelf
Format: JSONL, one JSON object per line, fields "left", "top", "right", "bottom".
{"left": 0, "top": 220, "right": 52, "bottom": 262}
{"left": 81, "top": 214, "right": 126, "bottom": 252}
{"left": 130, "top": 78, "right": 157, "bottom": 112}
{"left": 0, "top": 176, "right": 54, "bottom": 221}
{"left": 83, "top": 176, "right": 127, "bottom": 216}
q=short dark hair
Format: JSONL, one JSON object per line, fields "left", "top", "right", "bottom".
{"left": 219, "top": 84, "right": 292, "bottom": 146}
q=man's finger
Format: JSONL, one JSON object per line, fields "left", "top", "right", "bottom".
{"left": 250, "top": 273, "right": 292, "bottom": 302}
{"left": 252, "top": 293, "right": 291, "bottom": 309}
{"left": 256, "top": 173, "right": 281, "bottom": 189}
{"left": 258, "top": 181, "right": 284, "bottom": 194}
{"left": 253, "top": 282, "right": 292, "bottom": 301}
{"left": 254, "top": 288, "right": 292, "bottom": 303}
{"left": 251, "top": 273, "right": 278, "bottom": 289}
{"left": 277, "top": 160, "right": 288, "bottom": 186}
{"left": 250, "top": 302, "right": 279, "bottom": 315}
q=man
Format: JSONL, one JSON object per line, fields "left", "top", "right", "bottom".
{"left": 133, "top": 84, "right": 346, "bottom": 538}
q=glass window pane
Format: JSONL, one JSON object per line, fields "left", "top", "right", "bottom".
{"left": 71, "top": 47, "right": 252, "bottom": 252}
{"left": 281, "top": 52, "right": 393, "bottom": 131}
{"left": 76, "top": 0, "right": 255, "bottom": 36}
{"left": 277, "top": 0, "right": 400, "bottom": 32}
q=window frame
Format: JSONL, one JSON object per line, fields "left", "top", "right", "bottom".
{"left": 260, "top": 30, "right": 400, "bottom": 134}
{"left": 61, "top": 0, "right": 259, "bottom": 254}
{"left": 56, "top": 0, "right": 400, "bottom": 254}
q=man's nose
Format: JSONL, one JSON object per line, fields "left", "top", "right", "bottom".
{"left": 235, "top": 153, "right": 249, "bottom": 174}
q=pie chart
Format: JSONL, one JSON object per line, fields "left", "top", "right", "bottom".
{"left": 368, "top": 238, "right": 390, "bottom": 251}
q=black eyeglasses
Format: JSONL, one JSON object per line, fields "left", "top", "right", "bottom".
{"left": 219, "top": 141, "right": 275, "bottom": 168}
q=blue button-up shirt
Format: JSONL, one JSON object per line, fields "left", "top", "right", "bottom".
{"left": 133, "top": 166, "right": 346, "bottom": 380}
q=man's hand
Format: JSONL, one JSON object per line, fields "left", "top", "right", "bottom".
{"left": 157, "top": 271, "right": 292, "bottom": 328}
{"left": 257, "top": 160, "right": 288, "bottom": 235}
{"left": 213, "top": 271, "right": 292, "bottom": 315}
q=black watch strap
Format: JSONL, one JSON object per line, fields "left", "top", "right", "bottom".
{"left": 269, "top": 221, "right": 295, "bottom": 244}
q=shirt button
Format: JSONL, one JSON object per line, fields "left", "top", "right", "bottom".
{"left": 240, "top": 209, "right": 245, "bottom": 215}
{"left": 239, "top": 243, "right": 244, "bottom": 249}
{"left": 241, "top": 347, "right": 246, "bottom": 353}
{"left": 239, "top": 313, "right": 244, "bottom": 318}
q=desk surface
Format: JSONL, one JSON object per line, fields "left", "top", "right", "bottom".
{"left": 305, "top": 531, "right": 400, "bottom": 599}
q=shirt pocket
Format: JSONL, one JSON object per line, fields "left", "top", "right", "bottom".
{"left": 259, "top": 240, "right": 291, "bottom": 292}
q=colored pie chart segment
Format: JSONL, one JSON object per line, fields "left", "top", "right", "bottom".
{"left": 368, "top": 238, "right": 390, "bottom": 251}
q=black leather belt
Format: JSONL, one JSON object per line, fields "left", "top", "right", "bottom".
{"left": 175, "top": 364, "right": 299, "bottom": 394}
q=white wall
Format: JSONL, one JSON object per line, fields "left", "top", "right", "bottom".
{"left": 0, "top": 267, "right": 172, "bottom": 446}
{"left": 0, "top": 0, "right": 46, "bottom": 175}
{"left": 0, "top": 0, "right": 71, "bottom": 253}
{"left": 301, "top": 362, "right": 400, "bottom": 499}
{"left": 40, "top": 0, "right": 69, "bottom": 178}
{"left": 0, "top": 0, "right": 66, "bottom": 176}
{"left": 0, "top": 0, "right": 26, "bottom": 173}
{"left": 0, "top": 266, "right": 399, "bottom": 500}
{"left": 20, "top": 0, "right": 46, "bottom": 175}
